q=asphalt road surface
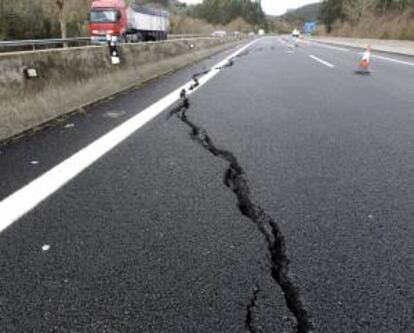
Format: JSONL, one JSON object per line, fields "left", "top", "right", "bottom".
{"left": 0, "top": 37, "right": 413, "bottom": 333}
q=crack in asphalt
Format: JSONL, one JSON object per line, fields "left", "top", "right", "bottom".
{"left": 245, "top": 285, "right": 261, "bottom": 333}
{"left": 214, "top": 59, "right": 234, "bottom": 70}
{"left": 168, "top": 50, "right": 314, "bottom": 333}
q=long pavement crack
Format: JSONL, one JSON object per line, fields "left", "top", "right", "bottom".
{"left": 245, "top": 285, "right": 260, "bottom": 333}
{"left": 167, "top": 53, "right": 314, "bottom": 333}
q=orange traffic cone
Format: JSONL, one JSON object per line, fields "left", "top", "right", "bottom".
{"left": 356, "top": 45, "right": 371, "bottom": 74}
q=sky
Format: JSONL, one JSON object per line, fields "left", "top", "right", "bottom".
{"left": 180, "top": 0, "right": 322, "bottom": 16}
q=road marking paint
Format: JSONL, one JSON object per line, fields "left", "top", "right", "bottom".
{"left": 310, "top": 41, "right": 349, "bottom": 52}
{"left": 370, "top": 54, "right": 414, "bottom": 66}
{"left": 309, "top": 55, "right": 335, "bottom": 68}
{"left": 0, "top": 38, "right": 263, "bottom": 233}
{"left": 278, "top": 39, "right": 294, "bottom": 48}
{"left": 104, "top": 111, "right": 126, "bottom": 119}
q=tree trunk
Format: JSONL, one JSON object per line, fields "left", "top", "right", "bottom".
{"left": 0, "top": 0, "right": 4, "bottom": 35}
{"left": 56, "top": 0, "right": 68, "bottom": 47}
{"left": 59, "top": 11, "right": 67, "bottom": 37}
{"left": 60, "top": 13, "right": 68, "bottom": 47}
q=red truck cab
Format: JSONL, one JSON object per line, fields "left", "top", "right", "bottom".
{"left": 89, "top": 0, "right": 128, "bottom": 43}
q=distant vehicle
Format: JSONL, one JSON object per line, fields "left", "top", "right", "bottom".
{"left": 89, "top": 0, "right": 170, "bottom": 44}
{"left": 258, "top": 29, "right": 265, "bottom": 35}
{"left": 248, "top": 32, "right": 255, "bottom": 36}
{"left": 232, "top": 31, "right": 241, "bottom": 36}
{"left": 291, "top": 28, "right": 300, "bottom": 38}
{"left": 212, "top": 30, "right": 227, "bottom": 38}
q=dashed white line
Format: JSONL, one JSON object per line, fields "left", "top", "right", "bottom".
{"left": 309, "top": 55, "right": 335, "bottom": 68}
{"left": 0, "top": 38, "right": 264, "bottom": 233}
{"left": 278, "top": 38, "right": 295, "bottom": 48}
{"left": 310, "top": 41, "right": 350, "bottom": 52}
{"left": 370, "top": 54, "right": 414, "bottom": 66}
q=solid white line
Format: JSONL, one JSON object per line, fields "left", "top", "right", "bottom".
{"left": 371, "top": 54, "right": 414, "bottom": 66}
{"left": 0, "top": 38, "right": 263, "bottom": 233}
{"left": 310, "top": 41, "right": 349, "bottom": 52}
{"left": 309, "top": 55, "right": 335, "bottom": 68}
{"left": 278, "top": 38, "right": 295, "bottom": 48}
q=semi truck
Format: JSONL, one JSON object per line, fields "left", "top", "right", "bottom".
{"left": 89, "top": 0, "right": 170, "bottom": 43}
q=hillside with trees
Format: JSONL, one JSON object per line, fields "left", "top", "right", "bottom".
{"left": 320, "top": 0, "right": 414, "bottom": 39}
{"left": 187, "top": 0, "right": 266, "bottom": 26}
{"left": 282, "top": 2, "right": 321, "bottom": 22}
{"left": 0, "top": 0, "right": 92, "bottom": 39}
{"left": 173, "top": 0, "right": 267, "bottom": 34}
{"left": 0, "top": 0, "right": 268, "bottom": 40}
{"left": 266, "top": 2, "right": 321, "bottom": 34}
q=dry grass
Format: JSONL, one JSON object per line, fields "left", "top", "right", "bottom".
{"left": 170, "top": 16, "right": 217, "bottom": 34}
{"left": 322, "top": 10, "right": 414, "bottom": 40}
{"left": 170, "top": 15, "right": 256, "bottom": 35}
{"left": 226, "top": 18, "right": 255, "bottom": 33}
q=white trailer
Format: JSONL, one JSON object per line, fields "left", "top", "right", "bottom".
{"left": 126, "top": 5, "right": 170, "bottom": 42}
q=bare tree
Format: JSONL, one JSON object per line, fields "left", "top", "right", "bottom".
{"left": 52, "top": 0, "right": 91, "bottom": 44}
{"left": 55, "top": 0, "right": 67, "bottom": 40}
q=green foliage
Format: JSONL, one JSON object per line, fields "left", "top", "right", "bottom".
{"left": 170, "top": 15, "right": 216, "bottom": 34}
{"left": 320, "top": 0, "right": 414, "bottom": 31}
{"left": 0, "top": 0, "right": 178, "bottom": 40}
{"left": 0, "top": 0, "right": 91, "bottom": 40}
{"left": 320, "top": 0, "right": 345, "bottom": 32}
{"left": 281, "top": 3, "right": 321, "bottom": 22}
{"left": 188, "top": 0, "right": 266, "bottom": 27}
{"left": 319, "top": 0, "right": 414, "bottom": 39}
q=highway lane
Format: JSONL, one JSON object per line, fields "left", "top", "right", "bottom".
{"left": 183, "top": 37, "right": 414, "bottom": 332}
{"left": 1, "top": 37, "right": 413, "bottom": 332}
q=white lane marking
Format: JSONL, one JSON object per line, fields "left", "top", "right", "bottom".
{"left": 310, "top": 41, "right": 349, "bottom": 52}
{"left": 370, "top": 54, "right": 414, "bottom": 66}
{"left": 0, "top": 38, "right": 262, "bottom": 233}
{"left": 278, "top": 38, "right": 294, "bottom": 48}
{"left": 309, "top": 55, "right": 335, "bottom": 68}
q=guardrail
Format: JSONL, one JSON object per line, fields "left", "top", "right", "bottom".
{"left": 0, "top": 37, "right": 91, "bottom": 51}
{"left": 169, "top": 34, "right": 211, "bottom": 39}
{"left": 0, "top": 34, "right": 212, "bottom": 53}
